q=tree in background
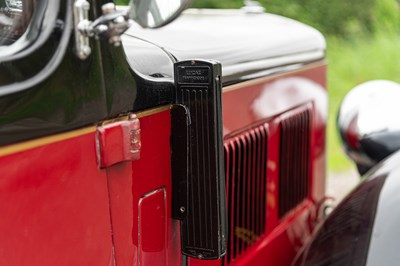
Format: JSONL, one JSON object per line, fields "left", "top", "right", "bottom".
{"left": 191, "top": 0, "right": 399, "bottom": 37}
{"left": 116, "top": 0, "right": 129, "bottom": 5}
{"left": 115, "top": 0, "right": 399, "bottom": 37}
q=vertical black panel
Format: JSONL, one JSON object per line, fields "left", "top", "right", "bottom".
{"left": 171, "top": 104, "right": 190, "bottom": 220}
{"left": 174, "top": 60, "right": 226, "bottom": 260}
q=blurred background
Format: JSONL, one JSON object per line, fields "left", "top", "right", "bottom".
{"left": 118, "top": 0, "right": 400, "bottom": 199}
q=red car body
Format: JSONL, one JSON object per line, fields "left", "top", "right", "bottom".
{"left": 0, "top": 1, "right": 327, "bottom": 265}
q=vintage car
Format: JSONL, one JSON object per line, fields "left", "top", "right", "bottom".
{"left": 0, "top": 0, "right": 327, "bottom": 265}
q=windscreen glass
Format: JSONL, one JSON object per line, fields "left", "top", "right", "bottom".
{"left": 0, "top": 0, "right": 36, "bottom": 46}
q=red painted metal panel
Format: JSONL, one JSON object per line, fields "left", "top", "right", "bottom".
{"left": 107, "top": 64, "right": 327, "bottom": 266}
{"left": 279, "top": 105, "right": 312, "bottom": 218}
{"left": 107, "top": 162, "right": 135, "bottom": 266}
{"left": 106, "top": 109, "right": 182, "bottom": 266}
{"left": 189, "top": 258, "right": 222, "bottom": 266}
{"left": 223, "top": 65, "right": 327, "bottom": 201}
{"left": 220, "top": 63, "right": 327, "bottom": 265}
{"left": 0, "top": 109, "right": 181, "bottom": 266}
{"left": 229, "top": 202, "right": 316, "bottom": 266}
{"left": 97, "top": 115, "right": 141, "bottom": 168}
{"left": 0, "top": 132, "right": 113, "bottom": 266}
{"left": 223, "top": 125, "right": 268, "bottom": 264}
{"left": 0, "top": 63, "right": 327, "bottom": 266}
{"left": 130, "top": 110, "right": 182, "bottom": 266}
{"left": 223, "top": 64, "right": 326, "bottom": 135}
{"left": 138, "top": 188, "right": 167, "bottom": 265}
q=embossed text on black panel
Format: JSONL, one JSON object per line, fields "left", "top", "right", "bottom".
{"left": 174, "top": 60, "right": 226, "bottom": 260}
{"left": 177, "top": 66, "right": 211, "bottom": 85}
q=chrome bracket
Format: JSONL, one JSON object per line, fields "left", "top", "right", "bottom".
{"left": 73, "top": 0, "right": 91, "bottom": 60}
{"left": 73, "top": 1, "right": 132, "bottom": 60}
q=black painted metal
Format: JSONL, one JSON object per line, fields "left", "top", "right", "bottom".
{"left": 124, "top": 9, "right": 326, "bottom": 86}
{"left": 293, "top": 150, "right": 400, "bottom": 265}
{"left": 0, "top": 0, "right": 110, "bottom": 146}
{"left": 171, "top": 104, "right": 191, "bottom": 220}
{"left": 174, "top": 59, "right": 227, "bottom": 260}
{"left": 0, "top": 0, "right": 177, "bottom": 146}
{"left": 0, "top": 0, "right": 323, "bottom": 148}
{"left": 299, "top": 176, "right": 385, "bottom": 265}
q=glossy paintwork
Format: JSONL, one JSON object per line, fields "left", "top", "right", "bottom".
{"left": 223, "top": 63, "right": 327, "bottom": 199}
{"left": 0, "top": 1, "right": 326, "bottom": 147}
{"left": 187, "top": 63, "right": 327, "bottom": 266}
{"left": 129, "top": 110, "right": 181, "bottom": 265}
{"left": 0, "top": 0, "right": 107, "bottom": 145}
{"left": 127, "top": 9, "right": 325, "bottom": 84}
{"left": 0, "top": 131, "right": 113, "bottom": 266}
{"left": 219, "top": 62, "right": 326, "bottom": 265}
{"left": 107, "top": 161, "right": 136, "bottom": 266}
{"left": 0, "top": 0, "right": 138, "bottom": 146}
{"left": 0, "top": 0, "right": 328, "bottom": 264}
{"left": 0, "top": 62, "right": 327, "bottom": 265}
{"left": 107, "top": 110, "right": 182, "bottom": 266}
{"left": 139, "top": 188, "right": 167, "bottom": 265}
{"left": 0, "top": 109, "right": 183, "bottom": 266}
{"left": 228, "top": 202, "right": 317, "bottom": 266}
{"left": 295, "top": 150, "right": 400, "bottom": 266}
{"left": 122, "top": 34, "right": 175, "bottom": 79}
{"left": 366, "top": 153, "right": 400, "bottom": 266}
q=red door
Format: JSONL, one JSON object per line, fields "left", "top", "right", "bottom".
{"left": 0, "top": 128, "right": 114, "bottom": 265}
{"left": 104, "top": 108, "right": 182, "bottom": 266}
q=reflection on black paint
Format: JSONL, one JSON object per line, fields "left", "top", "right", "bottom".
{"left": 297, "top": 175, "right": 387, "bottom": 266}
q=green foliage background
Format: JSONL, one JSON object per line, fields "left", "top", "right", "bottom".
{"left": 117, "top": 0, "right": 399, "bottom": 37}
{"left": 118, "top": 0, "right": 400, "bottom": 171}
{"left": 189, "top": 0, "right": 400, "bottom": 172}
{"left": 191, "top": 0, "right": 400, "bottom": 37}
{"left": 116, "top": 0, "right": 130, "bottom": 5}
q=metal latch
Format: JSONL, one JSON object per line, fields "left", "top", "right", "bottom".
{"left": 73, "top": 0, "right": 132, "bottom": 60}
{"left": 96, "top": 114, "right": 141, "bottom": 168}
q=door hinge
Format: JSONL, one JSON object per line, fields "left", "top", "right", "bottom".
{"left": 96, "top": 114, "right": 141, "bottom": 169}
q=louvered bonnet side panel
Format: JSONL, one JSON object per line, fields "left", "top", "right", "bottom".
{"left": 279, "top": 106, "right": 312, "bottom": 218}
{"left": 224, "top": 124, "right": 268, "bottom": 264}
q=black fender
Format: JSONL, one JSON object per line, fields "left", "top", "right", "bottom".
{"left": 294, "top": 150, "right": 400, "bottom": 266}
